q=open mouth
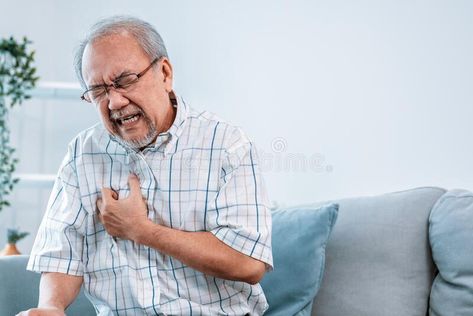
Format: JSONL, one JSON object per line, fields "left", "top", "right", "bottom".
{"left": 115, "top": 113, "right": 142, "bottom": 126}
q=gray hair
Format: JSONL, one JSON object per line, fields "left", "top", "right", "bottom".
{"left": 74, "top": 15, "right": 169, "bottom": 88}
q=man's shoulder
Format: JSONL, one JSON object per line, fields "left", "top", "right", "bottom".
{"left": 185, "top": 106, "right": 250, "bottom": 150}
{"left": 66, "top": 122, "right": 110, "bottom": 151}
{"left": 186, "top": 106, "right": 229, "bottom": 128}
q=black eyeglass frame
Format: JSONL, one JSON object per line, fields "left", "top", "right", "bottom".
{"left": 80, "top": 57, "right": 160, "bottom": 103}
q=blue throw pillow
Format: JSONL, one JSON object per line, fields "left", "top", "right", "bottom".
{"left": 429, "top": 189, "right": 473, "bottom": 315}
{"left": 260, "top": 203, "right": 339, "bottom": 316}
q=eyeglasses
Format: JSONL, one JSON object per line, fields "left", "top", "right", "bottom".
{"left": 81, "top": 57, "right": 160, "bottom": 103}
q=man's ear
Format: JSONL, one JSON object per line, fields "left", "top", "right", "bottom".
{"left": 160, "top": 58, "right": 173, "bottom": 93}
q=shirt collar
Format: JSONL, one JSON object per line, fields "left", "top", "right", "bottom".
{"left": 106, "top": 91, "right": 188, "bottom": 156}
{"left": 164, "top": 91, "right": 188, "bottom": 145}
{"left": 150, "top": 91, "right": 188, "bottom": 155}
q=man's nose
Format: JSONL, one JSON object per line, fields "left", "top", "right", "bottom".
{"left": 107, "top": 89, "right": 129, "bottom": 110}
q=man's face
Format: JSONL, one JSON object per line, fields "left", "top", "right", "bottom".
{"left": 81, "top": 33, "right": 174, "bottom": 149}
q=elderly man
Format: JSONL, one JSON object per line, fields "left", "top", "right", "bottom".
{"left": 21, "top": 16, "right": 272, "bottom": 316}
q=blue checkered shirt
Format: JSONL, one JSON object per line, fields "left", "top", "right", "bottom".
{"left": 27, "top": 96, "right": 273, "bottom": 315}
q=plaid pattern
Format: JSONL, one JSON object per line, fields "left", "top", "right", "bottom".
{"left": 27, "top": 96, "right": 273, "bottom": 316}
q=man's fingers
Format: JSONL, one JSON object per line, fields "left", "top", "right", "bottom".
{"left": 128, "top": 174, "right": 142, "bottom": 198}
{"left": 96, "top": 197, "right": 103, "bottom": 212}
{"left": 101, "top": 187, "right": 118, "bottom": 201}
{"left": 16, "top": 307, "right": 66, "bottom": 316}
{"left": 96, "top": 198, "right": 104, "bottom": 224}
{"left": 111, "top": 189, "right": 118, "bottom": 200}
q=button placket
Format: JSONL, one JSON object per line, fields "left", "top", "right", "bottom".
{"left": 134, "top": 152, "right": 158, "bottom": 221}
{"left": 134, "top": 152, "right": 162, "bottom": 307}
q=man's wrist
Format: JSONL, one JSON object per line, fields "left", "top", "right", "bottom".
{"left": 37, "top": 304, "right": 65, "bottom": 312}
{"left": 134, "top": 220, "right": 157, "bottom": 245}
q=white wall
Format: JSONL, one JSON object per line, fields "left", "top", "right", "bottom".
{"left": 1, "top": 0, "right": 472, "bottom": 251}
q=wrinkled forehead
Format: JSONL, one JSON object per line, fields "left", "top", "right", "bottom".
{"left": 81, "top": 33, "right": 149, "bottom": 86}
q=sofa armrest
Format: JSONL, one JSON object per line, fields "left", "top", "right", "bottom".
{"left": 0, "top": 255, "right": 94, "bottom": 315}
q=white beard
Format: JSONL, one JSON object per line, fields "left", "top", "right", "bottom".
{"left": 111, "top": 113, "right": 159, "bottom": 150}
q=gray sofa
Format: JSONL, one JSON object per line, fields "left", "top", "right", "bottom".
{"left": 0, "top": 187, "right": 462, "bottom": 315}
{"left": 312, "top": 186, "right": 446, "bottom": 316}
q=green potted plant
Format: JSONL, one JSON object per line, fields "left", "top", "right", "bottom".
{"left": 0, "top": 37, "right": 39, "bottom": 255}
{"left": 0, "top": 228, "right": 29, "bottom": 255}
{"left": 0, "top": 36, "right": 39, "bottom": 212}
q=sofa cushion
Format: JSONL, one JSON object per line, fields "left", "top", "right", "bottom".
{"left": 0, "top": 255, "right": 94, "bottom": 315}
{"left": 260, "top": 203, "right": 338, "bottom": 316}
{"left": 429, "top": 189, "right": 473, "bottom": 315}
{"left": 312, "top": 187, "right": 446, "bottom": 316}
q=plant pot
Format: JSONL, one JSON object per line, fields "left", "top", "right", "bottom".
{"left": 0, "top": 243, "right": 21, "bottom": 256}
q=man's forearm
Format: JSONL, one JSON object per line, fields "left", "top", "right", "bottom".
{"left": 135, "top": 221, "right": 266, "bottom": 284}
{"left": 38, "top": 272, "right": 83, "bottom": 310}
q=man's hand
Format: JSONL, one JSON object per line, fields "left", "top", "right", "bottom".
{"left": 16, "top": 307, "right": 65, "bottom": 316}
{"left": 96, "top": 174, "right": 149, "bottom": 241}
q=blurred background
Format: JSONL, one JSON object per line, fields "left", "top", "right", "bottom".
{"left": 0, "top": 0, "right": 472, "bottom": 252}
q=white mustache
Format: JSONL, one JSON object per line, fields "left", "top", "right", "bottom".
{"left": 110, "top": 105, "right": 143, "bottom": 121}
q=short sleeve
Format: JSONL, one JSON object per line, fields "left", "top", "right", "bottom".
{"left": 206, "top": 133, "right": 273, "bottom": 269}
{"left": 27, "top": 142, "right": 87, "bottom": 276}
